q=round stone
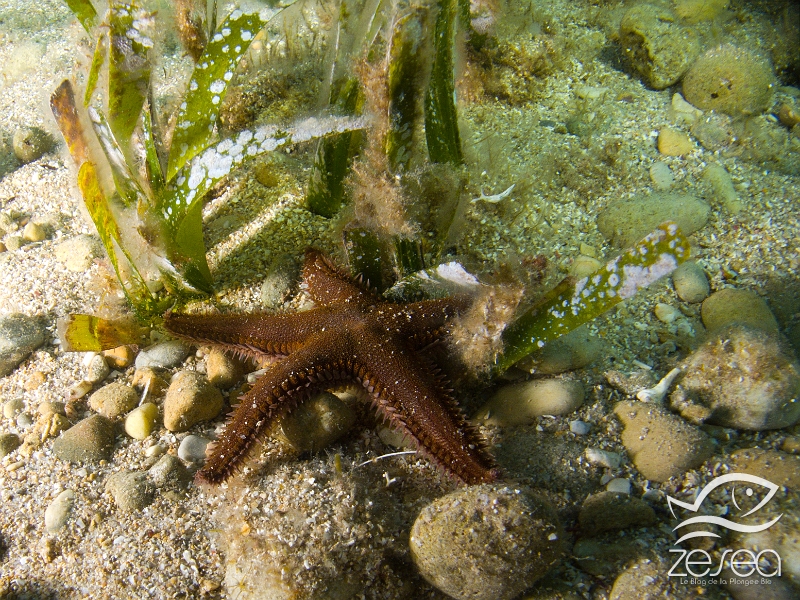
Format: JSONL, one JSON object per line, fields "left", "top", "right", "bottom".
{"left": 44, "top": 489, "right": 75, "bottom": 532}
{"left": 278, "top": 392, "right": 356, "bottom": 453}
{"left": 0, "top": 432, "right": 21, "bottom": 457}
{"left": 21, "top": 221, "right": 46, "bottom": 243}
{"left": 701, "top": 288, "right": 779, "bottom": 333}
{"left": 88, "top": 382, "right": 139, "bottom": 420}
{"left": 52, "top": 414, "right": 115, "bottom": 463}
{"left": 614, "top": 401, "right": 715, "bottom": 482}
{"left": 135, "top": 340, "right": 192, "bottom": 369}
{"left": 474, "top": 379, "right": 585, "bottom": 426}
{"left": 124, "top": 403, "right": 159, "bottom": 440}
{"left": 671, "top": 261, "right": 709, "bottom": 303}
{"left": 105, "top": 470, "right": 154, "bottom": 512}
{"left": 53, "top": 234, "right": 103, "bottom": 272}
{"left": 177, "top": 434, "right": 210, "bottom": 462}
{"left": 0, "top": 313, "right": 46, "bottom": 378}
{"left": 12, "top": 126, "right": 52, "bottom": 163}
{"left": 84, "top": 354, "right": 110, "bottom": 384}
{"left": 205, "top": 348, "right": 244, "bottom": 388}
{"left": 683, "top": 44, "right": 775, "bottom": 116}
{"left": 163, "top": 370, "right": 224, "bottom": 432}
{"left": 410, "top": 484, "right": 564, "bottom": 600}
{"left": 148, "top": 454, "right": 191, "bottom": 490}
{"left": 678, "top": 325, "right": 800, "bottom": 430}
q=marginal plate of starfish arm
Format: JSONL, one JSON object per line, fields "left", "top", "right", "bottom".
{"left": 163, "top": 248, "right": 500, "bottom": 486}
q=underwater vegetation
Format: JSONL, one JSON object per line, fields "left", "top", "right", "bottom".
{"left": 52, "top": 0, "right": 690, "bottom": 373}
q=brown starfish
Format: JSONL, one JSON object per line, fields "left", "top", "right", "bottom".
{"left": 163, "top": 249, "right": 499, "bottom": 486}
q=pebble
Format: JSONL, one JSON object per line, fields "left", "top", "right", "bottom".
{"left": 657, "top": 127, "right": 694, "bottom": 156}
{"left": 569, "top": 420, "right": 591, "bottom": 435}
{"left": 16, "top": 412, "right": 33, "bottom": 429}
{"left": 102, "top": 345, "right": 136, "bottom": 369}
{"left": 409, "top": 484, "right": 564, "bottom": 600}
{"left": 84, "top": 354, "right": 110, "bottom": 384}
{"left": 606, "top": 478, "right": 631, "bottom": 494}
{"left": 135, "top": 340, "right": 192, "bottom": 370}
{"left": 132, "top": 367, "right": 169, "bottom": 397}
{"left": 568, "top": 255, "right": 603, "bottom": 279}
{"left": 21, "top": 221, "right": 46, "bottom": 243}
{"left": 278, "top": 392, "right": 356, "bottom": 453}
{"left": 596, "top": 191, "right": 710, "bottom": 248}
{"left": 3, "top": 397, "right": 25, "bottom": 419}
{"left": 701, "top": 288, "right": 779, "bottom": 333}
{"left": 52, "top": 414, "right": 115, "bottom": 463}
{"left": 163, "top": 370, "right": 224, "bottom": 432}
{"left": 0, "top": 432, "right": 21, "bottom": 457}
{"left": 474, "top": 379, "right": 584, "bottom": 426}
{"left": 259, "top": 253, "right": 301, "bottom": 309}
{"left": 105, "top": 470, "right": 155, "bottom": 512}
{"left": 584, "top": 447, "right": 623, "bottom": 469}
{"left": 653, "top": 302, "right": 682, "bottom": 324}
{"left": 514, "top": 325, "right": 603, "bottom": 375}
{"left": 614, "top": 401, "right": 715, "bottom": 482}
{"left": 178, "top": 434, "right": 210, "bottom": 462}
{"left": 578, "top": 491, "right": 657, "bottom": 536}
{"left": 702, "top": 162, "right": 743, "bottom": 214}
{"left": 124, "top": 403, "right": 159, "bottom": 440}
{"left": 53, "top": 234, "right": 102, "bottom": 272}
{"left": 649, "top": 161, "right": 674, "bottom": 190}
{"left": 676, "top": 325, "right": 800, "bottom": 430}
{"left": 205, "top": 348, "right": 245, "bottom": 388}
{"left": 12, "top": 126, "right": 52, "bottom": 163}
{"left": 44, "top": 489, "right": 75, "bottom": 532}
{"left": 88, "top": 382, "right": 139, "bottom": 420}
{"left": 671, "top": 260, "right": 709, "bottom": 303}
{"left": 148, "top": 454, "right": 191, "bottom": 490}
{"left": 0, "top": 313, "right": 46, "bottom": 378}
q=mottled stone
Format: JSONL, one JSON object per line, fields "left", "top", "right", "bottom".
{"left": 105, "top": 470, "right": 155, "bottom": 512}
{"left": 0, "top": 313, "right": 46, "bottom": 377}
{"left": 52, "top": 414, "right": 115, "bottom": 463}
{"left": 410, "top": 484, "right": 564, "bottom": 600}
{"left": 88, "top": 382, "right": 139, "bottom": 420}
{"left": 148, "top": 454, "right": 191, "bottom": 490}
{"left": 163, "top": 370, "right": 224, "bottom": 432}
{"left": 676, "top": 325, "right": 800, "bottom": 430}
{"left": 278, "top": 392, "right": 356, "bottom": 453}
{"left": 614, "top": 401, "right": 715, "bottom": 482}
{"left": 671, "top": 261, "right": 709, "bottom": 303}
{"left": 205, "top": 348, "right": 245, "bottom": 388}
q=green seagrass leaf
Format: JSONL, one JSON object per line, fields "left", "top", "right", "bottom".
{"left": 424, "top": 0, "right": 462, "bottom": 166}
{"left": 494, "top": 223, "right": 691, "bottom": 374}
{"left": 77, "top": 161, "right": 155, "bottom": 314}
{"left": 87, "top": 106, "right": 145, "bottom": 207}
{"left": 141, "top": 103, "right": 165, "bottom": 195}
{"left": 84, "top": 32, "right": 108, "bottom": 107}
{"left": 107, "top": 2, "right": 153, "bottom": 148}
{"left": 165, "top": 9, "right": 266, "bottom": 181}
{"left": 65, "top": 0, "right": 99, "bottom": 32}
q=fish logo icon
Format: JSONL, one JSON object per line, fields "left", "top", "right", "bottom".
{"left": 667, "top": 473, "right": 783, "bottom": 545}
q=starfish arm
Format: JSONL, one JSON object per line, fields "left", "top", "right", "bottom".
{"left": 371, "top": 297, "right": 472, "bottom": 349}
{"left": 355, "top": 329, "right": 498, "bottom": 485}
{"left": 163, "top": 309, "right": 343, "bottom": 358}
{"left": 196, "top": 331, "right": 358, "bottom": 484}
{"left": 302, "top": 248, "right": 381, "bottom": 307}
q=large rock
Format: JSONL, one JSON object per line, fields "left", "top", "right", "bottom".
{"left": 676, "top": 325, "right": 800, "bottom": 430}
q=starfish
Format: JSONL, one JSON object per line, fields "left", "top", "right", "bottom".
{"left": 163, "top": 249, "right": 499, "bottom": 486}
